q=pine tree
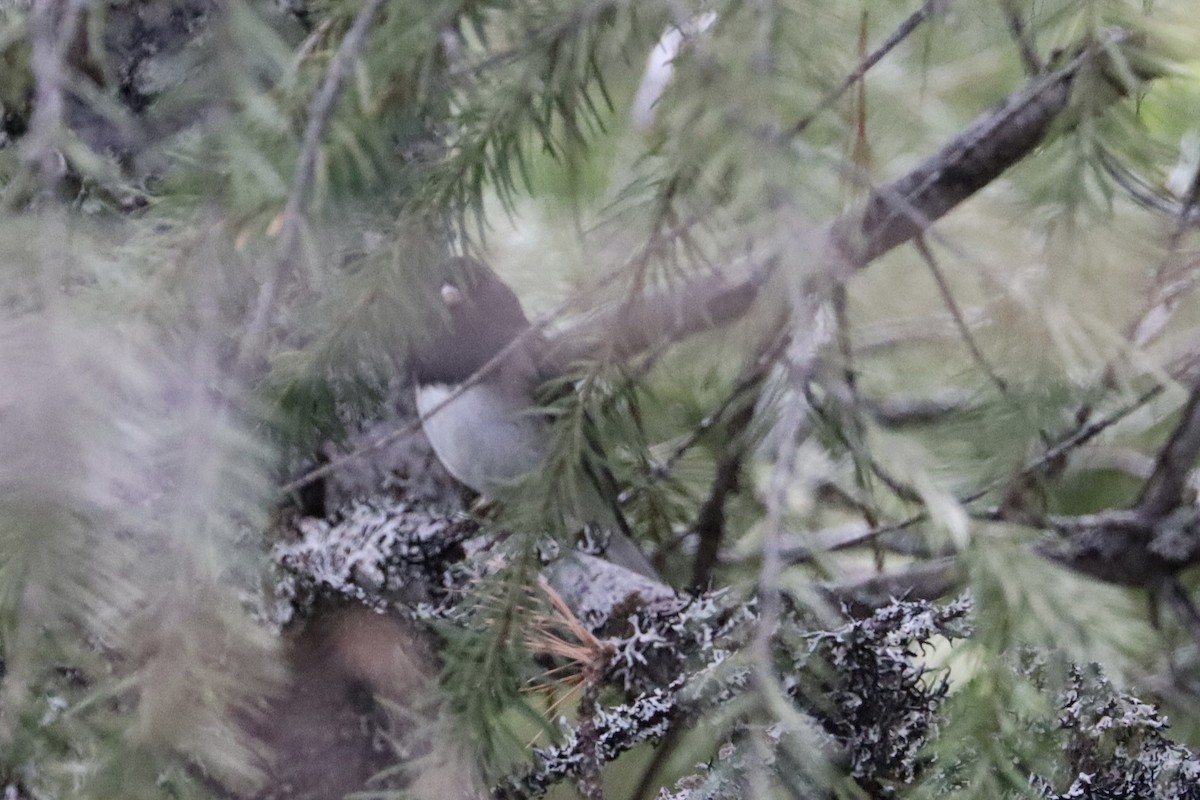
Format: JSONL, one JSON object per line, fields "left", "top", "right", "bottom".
{"left": 2, "top": 1, "right": 1200, "bottom": 798}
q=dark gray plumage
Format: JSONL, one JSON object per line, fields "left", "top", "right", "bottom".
{"left": 410, "top": 257, "right": 657, "bottom": 579}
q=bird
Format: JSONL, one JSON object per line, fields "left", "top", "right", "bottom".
{"left": 409, "top": 256, "right": 658, "bottom": 579}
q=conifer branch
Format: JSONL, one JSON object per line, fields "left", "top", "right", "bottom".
{"left": 1039, "top": 379, "right": 1200, "bottom": 589}
{"left": 788, "top": 0, "right": 949, "bottom": 138}
{"left": 238, "top": 0, "right": 387, "bottom": 377}
{"left": 1136, "top": 381, "right": 1200, "bottom": 518}
{"left": 555, "top": 29, "right": 1151, "bottom": 361}
{"left": 1000, "top": 0, "right": 1043, "bottom": 76}
{"left": 287, "top": 27, "right": 1158, "bottom": 503}
{"left": 913, "top": 234, "right": 1008, "bottom": 394}
{"left": 781, "top": 383, "right": 1164, "bottom": 569}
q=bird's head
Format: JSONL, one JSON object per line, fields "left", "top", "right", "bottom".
{"left": 410, "top": 256, "right": 532, "bottom": 384}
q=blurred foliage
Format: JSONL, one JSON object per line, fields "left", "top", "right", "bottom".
{"left": 0, "top": 0, "right": 1199, "bottom": 797}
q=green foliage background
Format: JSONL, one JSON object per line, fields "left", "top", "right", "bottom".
{"left": 1, "top": 0, "right": 1200, "bottom": 797}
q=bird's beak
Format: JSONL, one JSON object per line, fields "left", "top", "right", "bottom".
{"left": 440, "top": 284, "right": 464, "bottom": 307}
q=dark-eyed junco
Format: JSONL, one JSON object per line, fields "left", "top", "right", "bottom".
{"left": 410, "top": 257, "right": 657, "bottom": 579}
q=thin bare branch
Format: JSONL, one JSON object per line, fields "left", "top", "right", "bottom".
{"left": 555, "top": 33, "right": 1141, "bottom": 360}
{"left": 780, "top": 383, "right": 1164, "bottom": 566}
{"left": 752, "top": 299, "right": 827, "bottom": 695}
{"left": 913, "top": 234, "right": 1008, "bottom": 393}
{"left": 820, "top": 557, "right": 963, "bottom": 612}
{"left": 1122, "top": 153, "right": 1200, "bottom": 350}
{"left": 1098, "top": 146, "right": 1200, "bottom": 228}
{"left": 1164, "top": 578, "right": 1200, "bottom": 646}
{"left": 788, "top": 0, "right": 950, "bottom": 137}
{"left": 867, "top": 390, "right": 976, "bottom": 426}
{"left": 237, "top": 0, "right": 387, "bottom": 377}
{"left": 1137, "top": 382, "right": 1200, "bottom": 517}
{"left": 690, "top": 399, "right": 754, "bottom": 590}
{"left": 1000, "top": 0, "right": 1043, "bottom": 76}
{"left": 854, "top": 311, "right": 989, "bottom": 355}
{"left": 830, "top": 42, "right": 1107, "bottom": 270}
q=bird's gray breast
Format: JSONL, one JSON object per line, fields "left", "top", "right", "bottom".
{"left": 414, "top": 380, "right": 548, "bottom": 495}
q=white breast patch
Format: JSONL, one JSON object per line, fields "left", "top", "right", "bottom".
{"left": 415, "top": 381, "right": 547, "bottom": 494}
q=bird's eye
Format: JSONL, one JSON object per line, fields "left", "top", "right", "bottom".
{"left": 440, "top": 284, "right": 464, "bottom": 307}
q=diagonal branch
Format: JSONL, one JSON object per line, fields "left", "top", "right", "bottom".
{"left": 913, "top": 234, "right": 1008, "bottom": 393}
{"left": 555, "top": 31, "right": 1148, "bottom": 359}
{"left": 1000, "top": 0, "right": 1043, "bottom": 76}
{"left": 236, "top": 0, "right": 387, "bottom": 378}
{"left": 1136, "top": 382, "right": 1200, "bottom": 518}
{"left": 287, "top": 30, "right": 1156, "bottom": 499}
{"left": 1037, "top": 383, "right": 1200, "bottom": 587}
{"left": 829, "top": 41, "right": 1109, "bottom": 269}
{"left": 788, "top": 0, "right": 949, "bottom": 138}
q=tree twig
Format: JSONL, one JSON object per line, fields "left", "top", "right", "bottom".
{"left": 1122, "top": 152, "right": 1200, "bottom": 350}
{"left": 820, "top": 557, "right": 963, "bottom": 613}
{"left": 999, "top": 0, "right": 1042, "bottom": 76}
{"left": 287, "top": 31, "right": 1151, "bottom": 499}
{"left": 1097, "top": 146, "right": 1200, "bottom": 228}
{"left": 236, "top": 0, "right": 387, "bottom": 379}
{"left": 557, "top": 32, "right": 1141, "bottom": 361}
{"left": 788, "top": 0, "right": 949, "bottom": 137}
{"left": 1164, "top": 577, "right": 1200, "bottom": 646}
{"left": 779, "top": 382, "right": 1164, "bottom": 565}
{"left": 1137, "top": 382, "right": 1200, "bottom": 517}
{"left": 913, "top": 233, "right": 1008, "bottom": 393}
{"left": 690, "top": 398, "right": 755, "bottom": 590}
